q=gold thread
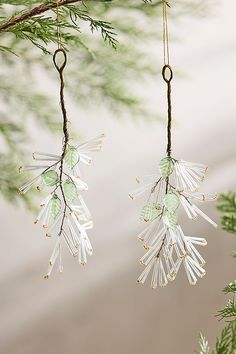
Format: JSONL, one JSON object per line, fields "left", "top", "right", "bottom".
{"left": 162, "top": 1, "right": 170, "bottom": 66}
{"left": 56, "top": 0, "right": 62, "bottom": 49}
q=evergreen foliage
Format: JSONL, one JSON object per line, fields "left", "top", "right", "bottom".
{"left": 218, "top": 193, "right": 236, "bottom": 235}
{"left": 198, "top": 193, "right": 236, "bottom": 354}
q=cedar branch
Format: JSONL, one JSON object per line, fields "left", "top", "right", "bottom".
{"left": 0, "top": 0, "right": 108, "bottom": 32}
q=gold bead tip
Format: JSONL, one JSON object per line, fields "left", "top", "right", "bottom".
{"left": 168, "top": 275, "right": 176, "bottom": 282}
{"left": 128, "top": 193, "right": 134, "bottom": 200}
{"left": 34, "top": 220, "right": 38, "bottom": 224}
{"left": 137, "top": 236, "right": 144, "bottom": 241}
{"left": 32, "top": 153, "right": 36, "bottom": 160}
{"left": 135, "top": 176, "right": 140, "bottom": 183}
{"left": 18, "top": 166, "right": 23, "bottom": 173}
{"left": 43, "top": 275, "right": 49, "bottom": 280}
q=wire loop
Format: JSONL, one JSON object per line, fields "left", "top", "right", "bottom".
{"left": 53, "top": 48, "right": 67, "bottom": 73}
{"left": 162, "top": 64, "right": 173, "bottom": 83}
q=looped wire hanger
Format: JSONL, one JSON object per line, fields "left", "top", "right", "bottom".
{"left": 53, "top": 0, "right": 69, "bottom": 155}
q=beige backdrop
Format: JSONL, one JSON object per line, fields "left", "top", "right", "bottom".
{"left": 1, "top": 1, "right": 236, "bottom": 353}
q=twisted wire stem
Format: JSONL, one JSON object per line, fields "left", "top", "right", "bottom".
{"left": 53, "top": 48, "right": 70, "bottom": 235}
{"left": 162, "top": 64, "right": 173, "bottom": 158}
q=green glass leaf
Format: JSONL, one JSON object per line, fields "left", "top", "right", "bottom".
{"left": 159, "top": 157, "right": 174, "bottom": 178}
{"left": 63, "top": 179, "right": 77, "bottom": 202}
{"left": 140, "top": 203, "right": 162, "bottom": 222}
{"left": 163, "top": 192, "right": 180, "bottom": 213}
{"left": 64, "top": 147, "right": 80, "bottom": 169}
{"left": 50, "top": 194, "right": 61, "bottom": 219}
{"left": 163, "top": 211, "right": 178, "bottom": 229}
{"left": 41, "top": 170, "right": 59, "bottom": 187}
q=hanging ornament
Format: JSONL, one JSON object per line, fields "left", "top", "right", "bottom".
{"left": 19, "top": 1, "right": 104, "bottom": 279}
{"left": 129, "top": 1, "right": 217, "bottom": 288}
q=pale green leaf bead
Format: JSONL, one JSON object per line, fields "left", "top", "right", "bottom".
{"left": 163, "top": 192, "right": 180, "bottom": 213}
{"left": 163, "top": 210, "right": 178, "bottom": 229}
{"left": 159, "top": 157, "right": 174, "bottom": 178}
{"left": 64, "top": 147, "right": 80, "bottom": 169}
{"left": 140, "top": 203, "right": 162, "bottom": 222}
{"left": 50, "top": 194, "right": 61, "bottom": 219}
{"left": 41, "top": 170, "right": 59, "bottom": 187}
{"left": 63, "top": 179, "right": 77, "bottom": 202}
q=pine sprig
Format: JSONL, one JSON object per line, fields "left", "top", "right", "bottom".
{"left": 6, "top": 15, "right": 78, "bottom": 53}
{"left": 218, "top": 299, "right": 236, "bottom": 322}
{"left": 213, "top": 321, "right": 236, "bottom": 354}
{"left": 198, "top": 194, "right": 236, "bottom": 354}
{"left": 214, "top": 324, "right": 232, "bottom": 354}
{"left": 199, "top": 333, "right": 210, "bottom": 354}
{"left": 217, "top": 193, "right": 236, "bottom": 234}
{"left": 67, "top": 5, "right": 118, "bottom": 48}
{"left": 199, "top": 322, "right": 236, "bottom": 354}
{"left": 1, "top": 4, "right": 118, "bottom": 52}
{"left": 223, "top": 281, "right": 236, "bottom": 295}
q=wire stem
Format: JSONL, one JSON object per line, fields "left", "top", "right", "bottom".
{"left": 53, "top": 48, "right": 70, "bottom": 235}
{"left": 162, "top": 64, "right": 173, "bottom": 157}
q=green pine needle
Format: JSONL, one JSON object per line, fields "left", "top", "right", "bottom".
{"left": 217, "top": 193, "right": 236, "bottom": 234}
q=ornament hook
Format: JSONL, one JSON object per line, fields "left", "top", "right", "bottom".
{"left": 162, "top": 64, "right": 173, "bottom": 83}
{"left": 53, "top": 48, "right": 67, "bottom": 73}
